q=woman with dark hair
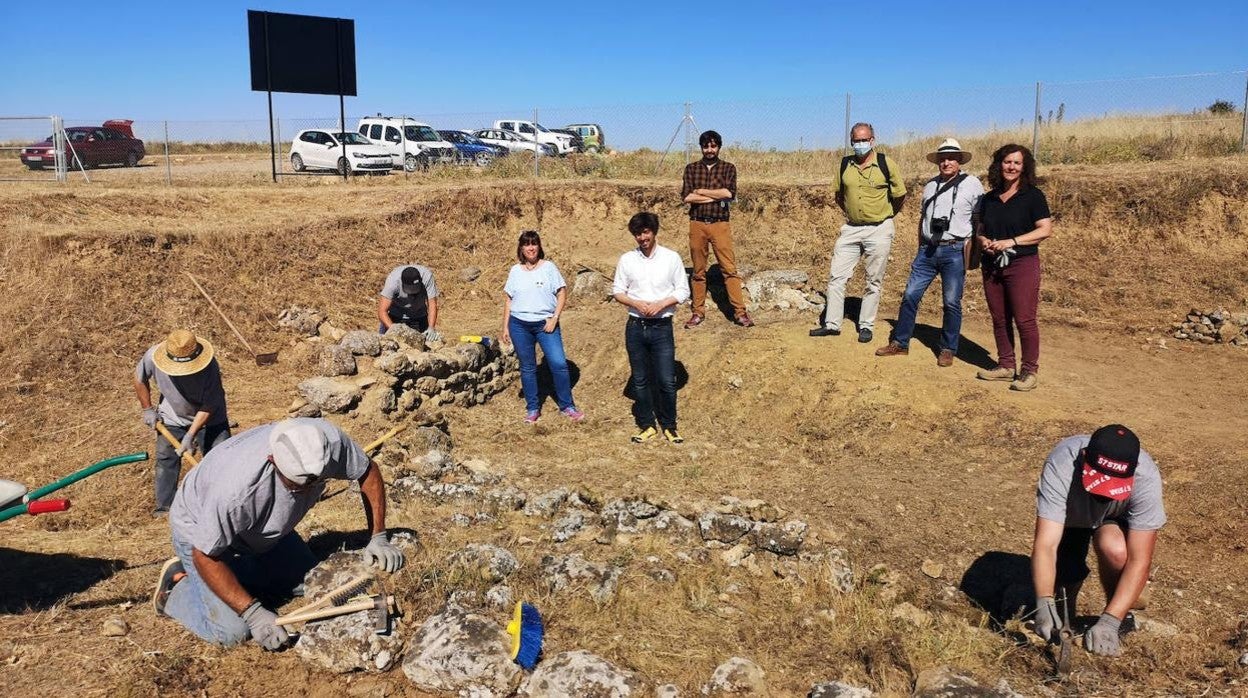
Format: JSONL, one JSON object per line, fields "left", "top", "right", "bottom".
{"left": 974, "top": 144, "right": 1053, "bottom": 391}
{"left": 500, "top": 230, "right": 584, "bottom": 423}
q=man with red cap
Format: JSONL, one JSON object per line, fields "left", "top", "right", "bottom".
{"left": 1030, "top": 424, "right": 1166, "bottom": 657}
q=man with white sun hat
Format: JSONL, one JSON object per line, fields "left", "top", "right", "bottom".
{"left": 134, "top": 328, "right": 231, "bottom": 514}
{"left": 153, "top": 418, "right": 405, "bottom": 650}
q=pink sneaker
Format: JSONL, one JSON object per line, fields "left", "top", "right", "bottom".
{"left": 523, "top": 410, "right": 540, "bottom": 424}
{"left": 560, "top": 406, "right": 585, "bottom": 422}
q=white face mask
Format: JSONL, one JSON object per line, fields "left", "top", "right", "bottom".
{"left": 851, "top": 140, "right": 872, "bottom": 157}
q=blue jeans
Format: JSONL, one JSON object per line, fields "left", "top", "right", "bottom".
{"left": 155, "top": 421, "right": 230, "bottom": 512}
{"left": 891, "top": 242, "right": 966, "bottom": 352}
{"left": 508, "top": 316, "right": 575, "bottom": 412}
{"left": 624, "top": 317, "right": 677, "bottom": 430}
{"left": 164, "top": 532, "right": 316, "bottom": 646}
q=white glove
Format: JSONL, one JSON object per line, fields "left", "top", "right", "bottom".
{"left": 176, "top": 431, "right": 195, "bottom": 457}
{"left": 242, "top": 601, "right": 289, "bottom": 651}
{"left": 142, "top": 408, "right": 158, "bottom": 429}
{"left": 1033, "top": 596, "right": 1062, "bottom": 643}
{"left": 1084, "top": 613, "right": 1122, "bottom": 656}
{"left": 422, "top": 328, "right": 442, "bottom": 342}
{"left": 361, "top": 532, "right": 405, "bottom": 572}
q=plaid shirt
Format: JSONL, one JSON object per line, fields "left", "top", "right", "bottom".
{"left": 681, "top": 159, "right": 737, "bottom": 221}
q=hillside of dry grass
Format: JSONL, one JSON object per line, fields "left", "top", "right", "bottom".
{"left": 0, "top": 157, "right": 1246, "bottom": 695}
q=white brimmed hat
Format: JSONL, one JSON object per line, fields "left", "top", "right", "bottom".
{"left": 269, "top": 419, "right": 330, "bottom": 486}
{"left": 926, "top": 138, "right": 972, "bottom": 164}
{"left": 152, "top": 329, "right": 215, "bottom": 376}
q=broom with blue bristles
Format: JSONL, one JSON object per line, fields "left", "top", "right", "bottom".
{"left": 506, "top": 601, "right": 544, "bottom": 670}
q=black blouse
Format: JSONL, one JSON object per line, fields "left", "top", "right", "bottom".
{"left": 978, "top": 186, "right": 1051, "bottom": 259}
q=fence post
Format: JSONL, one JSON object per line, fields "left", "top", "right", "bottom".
{"left": 53, "top": 116, "right": 66, "bottom": 183}
{"left": 683, "top": 102, "right": 692, "bottom": 164}
{"left": 533, "top": 107, "right": 540, "bottom": 178}
{"left": 844, "top": 92, "right": 851, "bottom": 150}
{"left": 1241, "top": 71, "right": 1247, "bottom": 153}
{"left": 1032, "top": 81, "right": 1042, "bottom": 161}
{"left": 163, "top": 121, "right": 172, "bottom": 186}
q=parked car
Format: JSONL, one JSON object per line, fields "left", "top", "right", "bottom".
{"left": 564, "top": 123, "right": 606, "bottom": 153}
{"left": 19, "top": 119, "right": 145, "bottom": 170}
{"left": 438, "top": 130, "right": 506, "bottom": 166}
{"left": 289, "top": 129, "right": 394, "bottom": 175}
{"left": 472, "top": 129, "right": 556, "bottom": 156}
{"left": 357, "top": 116, "right": 457, "bottom": 171}
{"left": 549, "top": 128, "right": 584, "bottom": 153}
{"left": 492, "top": 120, "right": 574, "bottom": 155}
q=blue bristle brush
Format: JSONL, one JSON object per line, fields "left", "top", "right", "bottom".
{"left": 506, "top": 601, "right": 544, "bottom": 670}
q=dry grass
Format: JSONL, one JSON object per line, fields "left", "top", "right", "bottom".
{"left": 0, "top": 161, "right": 1247, "bottom": 695}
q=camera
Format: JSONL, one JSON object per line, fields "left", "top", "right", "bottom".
{"left": 930, "top": 216, "right": 950, "bottom": 243}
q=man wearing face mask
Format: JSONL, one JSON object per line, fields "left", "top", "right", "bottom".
{"left": 812, "top": 122, "right": 906, "bottom": 343}
{"left": 875, "top": 139, "right": 983, "bottom": 366}
{"left": 680, "top": 130, "right": 752, "bottom": 328}
{"left": 1030, "top": 424, "right": 1165, "bottom": 658}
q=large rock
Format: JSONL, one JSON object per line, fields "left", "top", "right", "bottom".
{"left": 278, "top": 306, "right": 326, "bottom": 336}
{"left": 410, "top": 351, "right": 456, "bottom": 380}
{"left": 541, "top": 553, "right": 621, "bottom": 603}
{"left": 517, "top": 650, "right": 646, "bottom": 697}
{"left": 808, "top": 681, "right": 874, "bottom": 697}
{"left": 374, "top": 351, "right": 415, "bottom": 378}
{"left": 600, "top": 498, "right": 661, "bottom": 533}
{"left": 318, "top": 345, "right": 357, "bottom": 377}
{"left": 571, "top": 270, "right": 614, "bottom": 301}
{"left": 744, "top": 270, "right": 813, "bottom": 311}
{"left": 913, "top": 667, "right": 1021, "bottom": 697}
{"left": 410, "top": 426, "right": 454, "bottom": 478}
{"left": 298, "top": 377, "right": 362, "bottom": 414}
{"left": 703, "top": 657, "right": 767, "bottom": 695}
{"left": 401, "top": 604, "right": 521, "bottom": 695}
{"left": 384, "top": 323, "right": 427, "bottom": 351}
{"left": 524, "top": 488, "right": 571, "bottom": 517}
{"left": 699, "top": 512, "right": 755, "bottom": 544}
{"left": 643, "top": 510, "right": 699, "bottom": 543}
{"left": 824, "top": 548, "right": 855, "bottom": 593}
{"left": 750, "top": 520, "right": 808, "bottom": 556}
{"left": 447, "top": 544, "right": 519, "bottom": 583}
{"left": 293, "top": 552, "right": 404, "bottom": 673}
{"left": 340, "top": 330, "right": 383, "bottom": 357}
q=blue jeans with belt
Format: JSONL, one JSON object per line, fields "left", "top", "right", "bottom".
{"left": 625, "top": 316, "right": 677, "bottom": 430}
{"left": 155, "top": 421, "right": 231, "bottom": 512}
{"left": 508, "top": 316, "right": 575, "bottom": 412}
{"left": 890, "top": 241, "right": 966, "bottom": 353}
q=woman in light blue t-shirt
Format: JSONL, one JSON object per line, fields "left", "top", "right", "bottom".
{"left": 500, "top": 231, "right": 584, "bottom": 424}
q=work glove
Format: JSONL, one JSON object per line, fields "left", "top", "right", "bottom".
{"left": 175, "top": 431, "right": 195, "bottom": 457}
{"left": 241, "top": 601, "right": 289, "bottom": 651}
{"left": 422, "top": 328, "right": 442, "bottom": 342}
{"left": 1033, "top": 596, "right": 1062, "bottom": 643}
{"left": 362, "top": 532, "right": 405, "bottom": 573}
{"left": 1084, "top": 613, "right": 1122, "bottom": 656}
{"left": 142, "top": 407, "right": 158, "bottom": 429}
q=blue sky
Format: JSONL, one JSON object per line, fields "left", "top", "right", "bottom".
{"left": 2, "top": 1, "right": 1246, "bottom": 148}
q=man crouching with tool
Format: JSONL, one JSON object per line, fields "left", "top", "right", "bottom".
{"left": 152, "top": 418, "right": 406, "bottom": 650}
{"left": 1030, "top": 424, "right": 1165, "bottom": 659}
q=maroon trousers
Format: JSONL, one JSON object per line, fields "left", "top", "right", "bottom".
{"left": 982, "top": 254, "right": 1041, "bottom": 375}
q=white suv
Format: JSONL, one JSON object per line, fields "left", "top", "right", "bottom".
{"left": 493, "top": 120, "right": 574, "bottom": 155}
{"left": 357, "top": 116, "right": 458, "bottom": 171}
{"left": 289, "top": 129, "right": 394, "bottom": 175}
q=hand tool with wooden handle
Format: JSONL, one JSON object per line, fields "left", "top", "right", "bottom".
{"left": 276, "top": 594, "right": 397, "bottom": 633}
{"left": 155, "top": 421, "right": 200, "bottom": 466}
{"left": 364, "top": 424, "right": 407, "bottom": 454}
{"left": 184, "top": 271, "right": 278, "bottom": 365}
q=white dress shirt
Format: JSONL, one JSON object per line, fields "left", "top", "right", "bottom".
{"left": 612, "top": 244, "right": 691, "bottom": 318}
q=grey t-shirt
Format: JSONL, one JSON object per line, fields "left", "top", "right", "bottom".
{"left": 134, "top": 346, "right": 229, "bottom": 428}
{"left": 1036, "top": 435, "right": 1166, "bottom": 531}
{"left": 170, "top": 419, "right": 369, "bottom": 557}
{"left": 379, "top": 264, "right": 440, "bottom": 301}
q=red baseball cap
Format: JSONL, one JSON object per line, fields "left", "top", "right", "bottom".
{"left": 1081, "top": 424, "right": 1140, "bottom": 501}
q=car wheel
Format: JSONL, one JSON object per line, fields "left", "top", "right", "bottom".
{"left": 291, "top": 153, "right": 305, "bottom": 172}
{"left": 125, "top": 151, "right": 139, "bottom": 167}
{"left": 586, "top": 145, "right": 601, "bottom": 155}
{"left": 26, "top": 164, "right": 43, "bottom": 171}
{"left": 474, "top": 151, "right": 494, "bottom": 166}
{"left": 404, "top": 154, "right": 419, "bottom": 172}
{"left": 337, "top": 157, "right": 351, "bottom": 176}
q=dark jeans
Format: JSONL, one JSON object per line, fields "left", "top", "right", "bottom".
{"left": 982, "top": 253, "right": 1041, "bottom": 374}
{"left": 508, "top": 316, "right": 575, "bottom": 412}
{"left": 625, "top": 316, "right": 677, "bottom": 430}
{"left": 891, "top": 242, "right": 966, "bottom": 352}
{"left": 155, "top": 421, "right": 230, "bottom": 511}
{"left": 1055, "top": 521, "right": 1126, "bottom": 587}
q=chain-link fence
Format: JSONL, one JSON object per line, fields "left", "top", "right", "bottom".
{"left": 1, "top": 71, "right": 1245, "bottom": 185}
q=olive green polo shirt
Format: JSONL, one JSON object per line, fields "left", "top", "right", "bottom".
{"left": 832, "top": 152, "right": 906, "bottom": 225}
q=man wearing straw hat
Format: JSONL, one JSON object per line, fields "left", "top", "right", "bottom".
{"left": 875, "top": 138, "right": 984, "bottom": 366}
{"left": 134, "top": 329, "right": 231, "bottom": 515}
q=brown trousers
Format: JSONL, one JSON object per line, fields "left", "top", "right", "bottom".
{"left": 688, "top": 220, "right": 745, "bottom": 316}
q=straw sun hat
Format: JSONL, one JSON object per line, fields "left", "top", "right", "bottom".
{"left": 152, "top": 329, "right": 215, "bottom": 376}
{"left": 925, "top": 138, "right": 972, "bottom": 164}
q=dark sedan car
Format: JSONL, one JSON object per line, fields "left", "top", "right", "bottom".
{"left": 437, "top": 130, "right": 507, "bottom": 166}
{"left": 19, "top": 120, "right": 145, "bottom": 170}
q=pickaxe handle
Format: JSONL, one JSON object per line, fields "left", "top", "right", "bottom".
{"left": 364, "top": 424, "right": 407, "bottom": 454}
{"left": 276, "top": 594, "right": 393, "bottom": 626}
{"left": 279, "top": 574, "right": 373, "bottom": 618}
{"left": 155, "top": 421, "right": 200, "bottom": 466}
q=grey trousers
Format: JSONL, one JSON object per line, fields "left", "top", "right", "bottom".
{"left": 821, "top": 219, "right": 896, "bottom": 332}
{"left": 154, "top": 422, "right": 230, "bottom": 511}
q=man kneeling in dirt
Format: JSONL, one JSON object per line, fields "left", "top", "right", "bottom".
{"left": 378, "top": 264, "right": 442, "bottom": 341}
{"left": 153, "top": 418, "right": 406, "bottom": 650}
{"left": 1031, "top": 424, "right": 1165, "bottom": 657}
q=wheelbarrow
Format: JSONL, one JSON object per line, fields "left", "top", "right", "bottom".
{"left": 0, "top": 451, "right": 148, "bottom": 524}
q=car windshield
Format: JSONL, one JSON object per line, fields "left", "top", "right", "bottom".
{"left": 404, "top": 126, "right": 440, "bottom": 142}
{"left": 534, "top": 123, "right": 551, "bottom": 133}
{"left": 335, "top": 132, "right": 370, "bottom": 145}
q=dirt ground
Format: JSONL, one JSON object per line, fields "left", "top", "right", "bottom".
{"left": 0, "top": 159, "right": 1246, "bottom": 696}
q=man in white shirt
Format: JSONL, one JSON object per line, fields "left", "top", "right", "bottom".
{"left": 612, "top": 212, "right": 691, "bottom": 444}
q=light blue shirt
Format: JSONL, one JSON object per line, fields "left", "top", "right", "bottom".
{"left": 504, "top": 261, "right": 566, "bottom": 322}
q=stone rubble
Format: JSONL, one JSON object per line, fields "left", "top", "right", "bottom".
{"left": 1171, "top": 306, "right": 1248, "bottom": 346}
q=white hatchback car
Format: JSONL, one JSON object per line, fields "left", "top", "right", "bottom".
{"left": 289, "top": 129, "right": 394, "bottom": 175}
{"left": 472, "top": 129, "right": 556, "bottom": 156}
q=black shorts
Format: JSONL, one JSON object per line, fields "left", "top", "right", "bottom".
{"left": 1056, "top": 520, "right": 1125, "bottom": 586}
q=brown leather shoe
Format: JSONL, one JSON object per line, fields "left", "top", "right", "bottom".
{"left": 937, "top": 349, "right": 954, "bottom": 367}
{"left": 734, "top": 313, "right": 755, "bottom": 328}
{"left": 683, "top": 313, "right": 704, "bottom": 329}
{"left": 874, "top": 341, "right": 908, "bottom": 357}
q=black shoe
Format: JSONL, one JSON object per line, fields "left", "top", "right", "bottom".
{"left": 809, "top": 327, "right": 841, "bottom": 337}
{"left": 857, "top": 329, "right": 873, "bottom": 343}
